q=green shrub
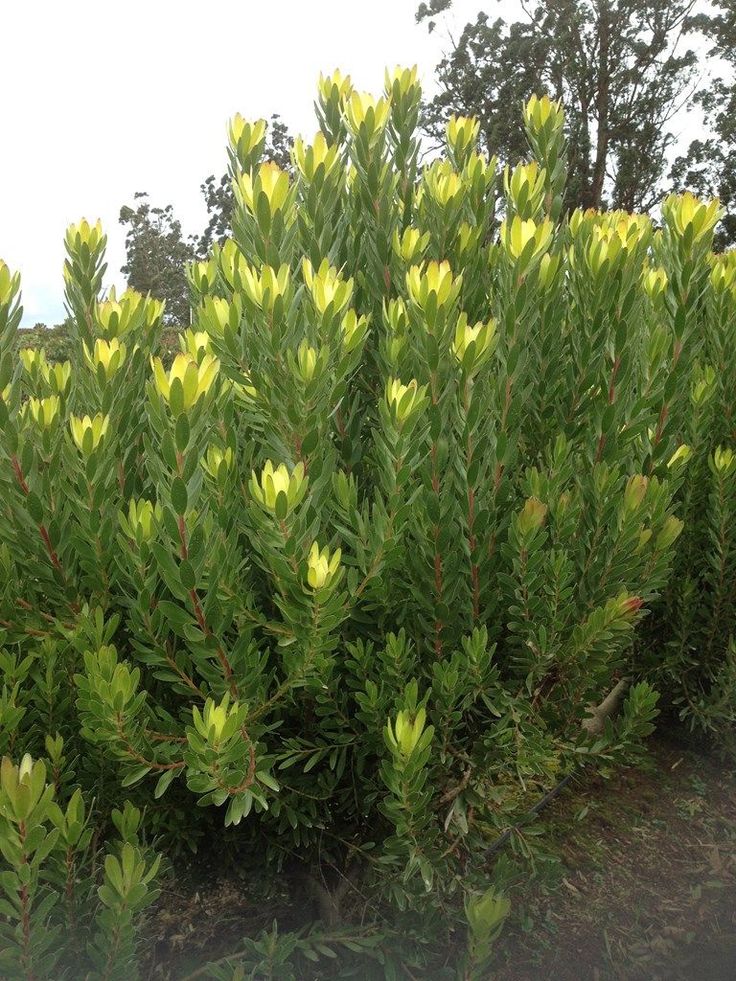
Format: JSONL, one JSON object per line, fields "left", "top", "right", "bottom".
{"left": 0, "top": 66, "right": 733, "bottom": 966}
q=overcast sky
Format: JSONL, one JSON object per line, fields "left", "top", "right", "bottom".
{"left": 1, "top": 1, "right": 705, "bottom": 328}
{"left": 2, "top": 0, "right": 501, "bottom": 327}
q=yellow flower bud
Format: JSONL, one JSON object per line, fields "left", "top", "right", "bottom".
{"left": 504, "top": 161, "right": 546, "bottom": 217}
{"left": 661, "top": 192, "right": 721, "bottom": 244}
{"left": 228, "top": 115, "right": 267, "bottom": 161}
{"left": 307, "top": 541, "right": 342, "bottom": 590}
{"left": 20, "top": 347, "right": 47, "bottom": 375}
{"left": 340, "top": 309, "right": 368, "bottom": 350}
{"left": 384, "top": 65, "right": 419, "bottom": 99}
{"left": 500, "top": 215, "right": 554, "bottom": 264}
{"left": 523, "top": 94, "right": 564, "bottom": 136}
{"left": 655, "top": 515, "right": 684, "bottom": 550}
{"left": 123, "top": 498, "right": 162, "bottom": 543}
{"left": 249, "top": 460, "right": 307, "bottom": 516}
{"left": 465, "top": 888, "right": 511, "bottom": 943}
{"left": 392, "top": 226, "right": 430, "bottom": 264}
{"left": 344, "top": 91, "right": 390, "bottom": 141}
{"left": 18, "top": 753, "right": 34, "bottom": 784}
{"left": 667, "top": 444, "right": 692, "bottom": 469}
{"left": 386, "top": 377, "right": 424, "bottom": 425}
{"left": 187, "top": 257, "right": 219, "bottom": 296}
{"left": 406, "top": 260, "right": 462, "bottom": 312}
{"left": 446, "top": 116, "right": 481, "bottom": 163}
{"left": 390, "top": 707, "right": 428, "bottom": 758}
{"left": 713, "top": 446, "right": 736, "bottom": 474}
{"left": 84, "top": 338, "right": 126, "bottom": 378}
{"left": 201, "top": 445, "right": 234, "bottom": 481}
{"left": 643, "top": 265, "right": 668, "bottom": 300}
{"left": 0, "top": 260, "right": 20, "bottom": 306}
{"left": 69, "top": 413, "right": 110, "bottom": 455}
{"left": 452, "top": 312, "right": 496, "bottom": 372}
{"left": 239, "top": 263, "right": 291, "bottom": 312}
{"left": 691, "top": 366, "right": 716, "bottom": 405}
{"left": 624, "top": 475, "right": 648, "bottom": 511}
{"left": 94, "top": 287, "right": 147, "bottom": 339}
{"left": 292, "top": 132, "right": 340, "bottom": 181}
{"left": 424, "top": 160, "right": 464, "bottom": 209}
{"left": 318, "top": 69, "right": 352, "bottom": 107}
{"left": 296, "top": 340, "right": 318, "bottom": 382}
{"left": 517, "top": 497, "right": 548, "bottom": 535}
{"left": 180, "top": 329, "right": 212, "bottom": 360}
{"left": 151, "top": 353, "right": 219, "bottom": 411}
{"left": 65, "top": 218, "right": 105, "bottom": 254}
{"left": 236, "top": 161, "right": 291, "bottom": 216}
{"left": 25, "top": 395, "right": 60, "bottom": 429}
{"left": 302, "top": 258, "right": 353, "bottom": 315}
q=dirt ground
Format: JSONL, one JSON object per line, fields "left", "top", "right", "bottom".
{"left": 495, "top": 734, "right": 736, "bottom": 980}
{"left": 142, "top": 733, "right": 736, "bottom": 979}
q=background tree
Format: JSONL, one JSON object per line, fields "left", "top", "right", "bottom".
{"left": 671, "top": 1, "right": 736, "bottom": 249}
{"left": 418, "top": 0, "right": 700, "bottom": 212}
{"left": 16, "top": 320, "right": 73, "bottom": 362}
{"left": 119, "top": 192, "right": 197, "bottom": 326}
{"left": 199, "top": 114, "right": 293, "bottom": 254}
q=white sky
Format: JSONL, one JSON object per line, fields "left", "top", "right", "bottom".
{"left": 0, "top": 0, "right": 708, "bottom": 327}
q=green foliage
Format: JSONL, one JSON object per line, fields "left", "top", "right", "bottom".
{"left": 0, "top": 63, "right": 734, "bottom": 973}
{"left": 0, "top": 752, "right": 159, "bottom": 979}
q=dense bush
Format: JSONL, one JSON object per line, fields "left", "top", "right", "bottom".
{"left": 0, "top": 67, "right": 735, "bottom": 974}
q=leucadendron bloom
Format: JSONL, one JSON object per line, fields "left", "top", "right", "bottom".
{"left": 295, "top": 341, "right": 319, "bottom": 383}
{"left": 662, "top": 191, "right": 722, "bottom": 245}
{"left": 643, "top": 265, "right": 668, "bottom": 301}
{"left": 667, "top": 444, "right": 692, "bottom": 470}
{"left": 655, "top": 515, "right": 684, "bottom": 550}
{"left": 292, "top": 132, "right": 340, "bottom": 182}
{"left": 406, "top": 261, "right": 462, "bottom": 313}
{"left": 504, "top": 161, "right": 547, "bottom": 219}
{"left": 192, "top": 695, "right": 241, "bottom": 744}
{"left": 201, "top": 445, "right": 234, "bottom": 481}
{"left": 499, "top": 215, "right": 554, "bottom": 265}
{"left": 446, "top": 115, "right": 480, "bottom": 161}
{"left": 517, "top": 497, "right": 548, "bottom": 535}
{"left": 340, "top": 309, "right": 368, "bottom": 351}
{"left": 84, "top": 337, "right": 126, "bottom": 379}
{"left": 0, "top": 260, "right": 20, "bottom": 305}
{"left": 306, "top": 541, "right": 341, "bottom": 590}
{"left": 386, "top": 377, "right": 425, "bottom": 426}
{"left": 70, "top": 413, "right": 109, "bottom": 456}
{"left": 387, "top": 707, "right": 431, "bottom": 759}
{"left": 344, "top": 91, "right": 390, "bottom": 142}
{"left": 452, "top": 313, "right": 496, "bottom": 373}
{"left": 302, "top": 259, "right": 353, "bottom": 315}
{"left": 318, "top": 69, "right": 352, "bottom": 107}
{"left": 424, "top": 161, "right": 464, "bottom": 209}
{"left": 523, "top": 94, "right": 564, "bottom": 137}
{"left": 228, "top": 115, "right": 267, "bottom": 165}
{"left": 392, "top": 226, "right": 430, "bottom": 264}
{"left": 25, "top": 396, "right": 60, "bottom": 430}
{"left": 120, "top": 498, "right": 162, "bottom": 544}
{"left": 249, "top": 460, "right": 307, "bottom": 516}
{"left": 239, "top": 263, "right": 290, "bottom": 311}
{"left": 180, "top": 329, "right": 212, "bottom": 360}
{"left": 151, "top": 353, "right": 219, "bottom": 412}
{"left": 236, "top": 161, "right": 291, "bottom": 217}
{"left": 624, "top": 475, "right": 648, "bottom": 511}
{"left": 713, "top": 446, "right": 736, "bottom": 474}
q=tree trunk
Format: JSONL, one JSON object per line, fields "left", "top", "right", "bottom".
{"left": 591, "top": 0, "right": 611, "bottom": 209}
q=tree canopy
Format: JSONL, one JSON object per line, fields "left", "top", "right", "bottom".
{"left": 418, "top": 0, "right": 701, "bottom": 213}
